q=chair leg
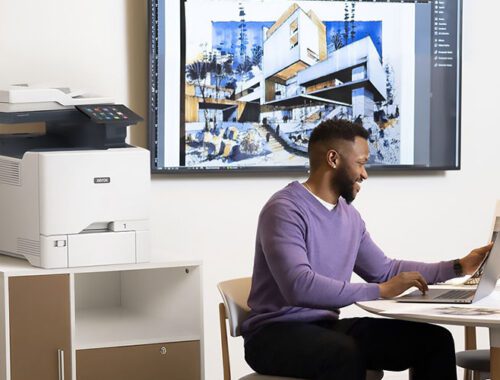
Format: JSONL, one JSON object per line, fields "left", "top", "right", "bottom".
{"left": 464, "top": 326, "right": 478, "bottom": 380}
{"left": 472, "top": 371, "right": 483, "bottom": 380}
{"left": 219, "top": 303, "right": 231, "bottom": 380}
{"left": 408, "top": 367, "right": 415, "bottom": 380}
{"left": 479, "top": 372, "right": 490, "bottom": 380}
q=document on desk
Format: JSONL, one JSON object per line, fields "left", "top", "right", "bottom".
{"left": 381, "top": 302, "right": 500, "bottom": 323}
{"left": 383, "top": 305, "right": 500, "bottom": 317}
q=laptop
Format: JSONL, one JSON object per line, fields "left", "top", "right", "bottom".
{"left": 397, "top": 233, "right": 500, "bottom": 304}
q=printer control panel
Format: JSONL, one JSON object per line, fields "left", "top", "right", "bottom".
{"left": 76, "top": 104, "right": 142, "bottom": 124}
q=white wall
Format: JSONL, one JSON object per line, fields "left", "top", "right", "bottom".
{"left": 1, "top": 1, "right": 499, "bottom": 379}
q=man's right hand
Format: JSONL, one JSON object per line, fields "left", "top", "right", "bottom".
{"left": 379, "top": 272, "right": 429, "bottom": 298}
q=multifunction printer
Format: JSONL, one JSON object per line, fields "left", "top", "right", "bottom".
{"left": 0, "top": 85, "right": 150, "bottom": 268}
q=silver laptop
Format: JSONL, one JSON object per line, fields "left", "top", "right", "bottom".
{"left": 397, "top": 233, "right": 500, "bottom": 304}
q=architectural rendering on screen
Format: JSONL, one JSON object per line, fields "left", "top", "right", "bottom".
{"left": 184, "top": 0, "right": 415, "bottom": 168}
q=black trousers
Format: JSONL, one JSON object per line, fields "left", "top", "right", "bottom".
{"left": 244, "top": 317, "right": 457, "bottom": 380}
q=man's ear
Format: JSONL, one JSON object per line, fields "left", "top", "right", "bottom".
{"left": 326, "top": 149, "right": 339, "bottom": 169}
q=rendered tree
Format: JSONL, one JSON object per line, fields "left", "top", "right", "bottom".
{"left": 223, "top": 57, "right": 234, "bottom": 76}
{"left": 384, "top": 64, "right": 396, "bottom": 113}
{"left": 186, "top": 60, "right": 210, "bottom": 131}
{"left": 340, "top": 1, "right": 356, "bottom": 47}
{"left": 350, "top": 2, "right": 356, "bottom": 42}
{"left": 236, "top": 56, "right": 253, "bottom": 79}
{"left": 343, "top": 1, "right": 350, "bottom": 45}
{"left": 331, "top": 29, "right": 344, "bottom": 51}
{"left": 251, "top": 44, "right": 263, "bottom": 70}
{"left": 234, "top": 3, "right": 253, "bottom": 94}
{"left": 210, "top": 56, "right": 223, "bottom": 101}
{"left": 208, "top": 56, "right": 235, "bottom": 126}
{"left": 238, "top": 2, "right": 248, "bottom": 63}
{"left": 223, "top": 58, "right": 234, "bottom": 94}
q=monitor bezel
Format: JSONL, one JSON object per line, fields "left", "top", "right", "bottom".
{"left": 148, "top": 0, "right": 462, "bottom": 174}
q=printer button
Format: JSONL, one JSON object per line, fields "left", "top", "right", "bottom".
{"left": 54, "top": 240, "right": 67, "bottom": 248}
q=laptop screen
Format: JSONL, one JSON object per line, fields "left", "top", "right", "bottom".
{"left": 472, "top": 233, "right": 500, "bottom": 302}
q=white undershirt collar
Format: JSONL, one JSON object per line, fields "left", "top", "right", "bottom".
{"left": 302, "top": 184, "right": 337, "bottom": 211}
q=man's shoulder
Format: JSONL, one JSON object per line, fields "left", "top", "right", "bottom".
{"left": 265, "top": 185, "right": 300, "bottom": 208}
{"left": 258, "top": 183, "right": 311, "bottom": 233}
{"left": 261, "top": 182, "right": 308, "bottom": 215}
{"left": 271, "top": 181, "right": 299, "bottom": 198}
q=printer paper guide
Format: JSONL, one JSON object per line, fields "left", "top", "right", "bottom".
{"left": 0, "top": 84, "right": 113, "bottom": 106}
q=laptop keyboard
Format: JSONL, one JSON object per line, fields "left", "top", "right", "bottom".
{"left": 434, "top": 289, "right": 475, "bottom": 300}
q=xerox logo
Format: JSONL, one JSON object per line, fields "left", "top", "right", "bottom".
{"left": 94, "top": 177, "right": 111, "bottom": 184}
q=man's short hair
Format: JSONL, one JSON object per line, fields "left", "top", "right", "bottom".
{"left": 308, "top": 119, "right": 370, "bottom": 168}
{"left": 309, "top": 119, "right": 369, "bottom": 148}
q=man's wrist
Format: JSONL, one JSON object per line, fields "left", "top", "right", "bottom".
{"left": 453, "top": 258, "right": 463, "bottom": 276}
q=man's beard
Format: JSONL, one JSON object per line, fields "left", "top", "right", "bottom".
{"left": 334, "top": 165, "right": 356, "bottom": 204}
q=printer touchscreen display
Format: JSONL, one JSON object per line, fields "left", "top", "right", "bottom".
{"left": 76, "top": 104, "right": 142, "bottom": 124}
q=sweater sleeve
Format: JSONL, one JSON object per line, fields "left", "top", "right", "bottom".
{"left": 354, "top": 221, "right": 456, "bottom": 284}
{"left": 259, "top": 200, "right": 380, "bottom": 309}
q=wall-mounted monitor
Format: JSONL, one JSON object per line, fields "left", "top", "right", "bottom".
{"left": 149, "top": 0, "right": 462, "bottom": 173}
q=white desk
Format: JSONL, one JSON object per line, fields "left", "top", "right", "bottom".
{"left": 357, "top": 285, "right": 500, "bottom": 379}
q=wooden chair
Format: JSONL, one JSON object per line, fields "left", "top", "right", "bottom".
{"left": 217, "top": 277, "right": 384, "bottom": 380}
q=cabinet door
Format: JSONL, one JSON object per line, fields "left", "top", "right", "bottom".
{"left": 9, "top": 274, "right": 71, "bottom": 380}
{"left": 76, "top": 341, "right": 201, "bottom": 380}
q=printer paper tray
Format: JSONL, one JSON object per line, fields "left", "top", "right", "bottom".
{"left": 67, "top": 231, "right": 136, "bottom": 267}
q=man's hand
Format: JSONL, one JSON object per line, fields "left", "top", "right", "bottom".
{"left": 379, "top": 272, "right": 429, "bottom": 298}
{"left": 459, "top": 243, "right": 494, "bottom": 275}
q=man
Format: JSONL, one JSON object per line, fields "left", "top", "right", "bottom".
{"left": 241, "top": 119, "right": 492, "bottom": 380}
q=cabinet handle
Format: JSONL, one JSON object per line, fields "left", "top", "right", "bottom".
{"left": 58, "top": 349, "right": 65, "bottom": 380}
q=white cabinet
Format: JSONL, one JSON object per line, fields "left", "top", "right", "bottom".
{"left": 0, "top": 257, "right": 203, "bottom": 380}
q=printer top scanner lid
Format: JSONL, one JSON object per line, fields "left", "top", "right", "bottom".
{"left": 0, "top": 84, "right": 114, "bottom": 108}
{"left": 0, "top": 85, "right": 143, "bottom": 158}
{"left": 0, "top": 84, "right": 116, "bottom": 123}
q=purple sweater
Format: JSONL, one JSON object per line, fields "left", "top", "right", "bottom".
{"left": 241, "top": 181, "right": 456, "bottom": 337}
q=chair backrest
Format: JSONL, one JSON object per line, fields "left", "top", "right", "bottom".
{"left": 218, "top": 277, "right": 304, "bottom": 380}
{"left": 218, "top": 277, "right": 252, "bottom": 337}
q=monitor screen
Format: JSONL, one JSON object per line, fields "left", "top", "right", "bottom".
{"left": 149, "top": 0, "right": 462, "bottom": 173}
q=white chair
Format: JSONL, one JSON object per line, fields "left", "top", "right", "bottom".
{"left": 456, "top": 326, "right": 489, "bottom": 380}
{"left": 217, "top": 277, "right": 384, "bottom": 380}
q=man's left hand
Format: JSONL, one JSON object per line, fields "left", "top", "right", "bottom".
{"left": 459, "top": 243, "right": 494, "bottom": 275}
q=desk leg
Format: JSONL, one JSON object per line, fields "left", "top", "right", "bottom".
{"left": 489, "top": 328, "right": 500, "bottom": 379}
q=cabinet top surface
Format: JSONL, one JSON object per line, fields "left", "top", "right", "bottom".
{"left": 0, "top": 256, "right": 202, "bottom": 276}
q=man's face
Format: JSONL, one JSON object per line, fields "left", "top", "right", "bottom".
{"left": 332, "top": 137, "right": 369, "bottom": 204}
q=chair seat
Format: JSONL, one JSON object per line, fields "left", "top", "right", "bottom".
{"left": 456, "top": 349, "right": 490, "bottom": 372}
{"left": 239, "top": 369, "right": 383, "bottom": 380}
